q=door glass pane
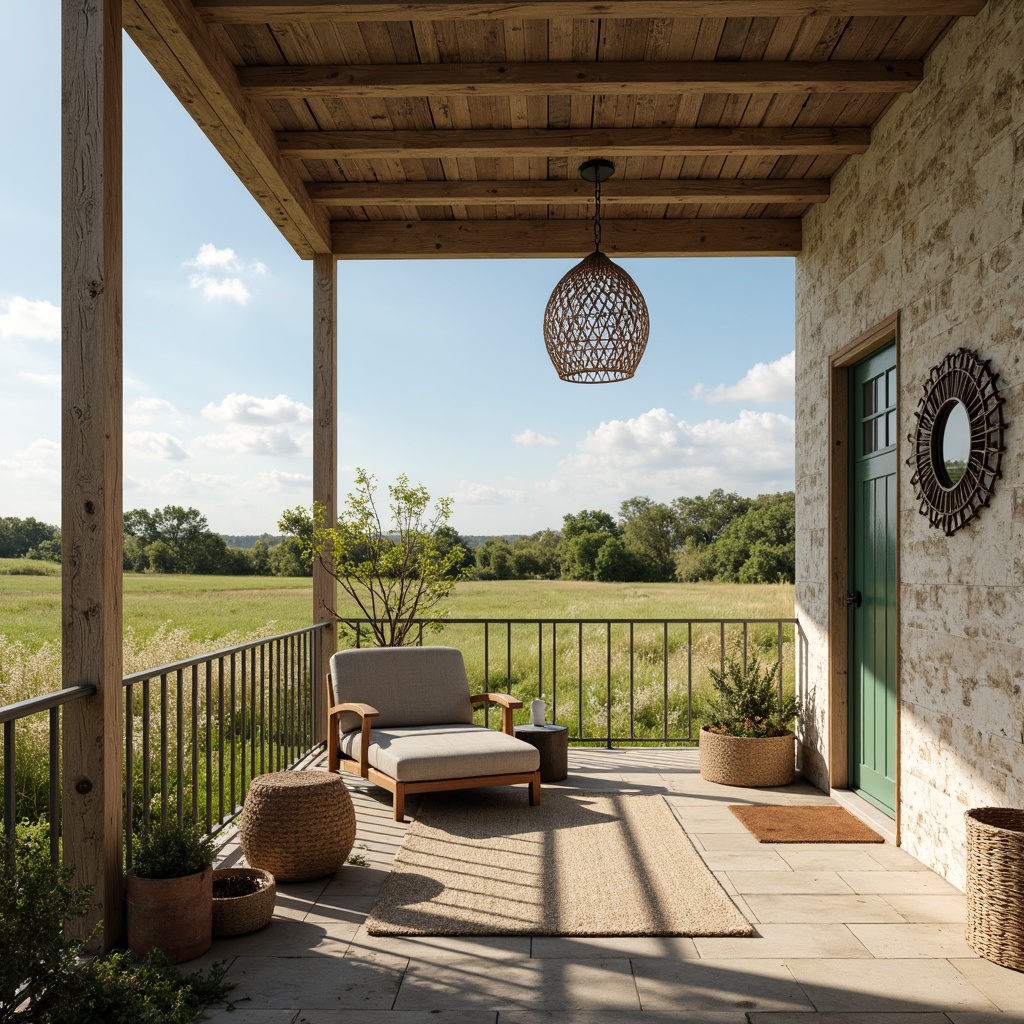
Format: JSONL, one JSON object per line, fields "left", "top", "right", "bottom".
{"left": 886, "top": 367, "right": 897, "bottom": 408}
{"left": 886, "top": 411, "right": 896, "bottom": 447}
{"left": 863, "top": 380, "right": 876, "bottom": 416}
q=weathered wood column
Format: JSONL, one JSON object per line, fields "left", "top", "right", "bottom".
{"left": 312, "top": 255, "right": 338, "bottom": 744}
{"left": 61, "top": 0, "right": 124, "bottom": 947}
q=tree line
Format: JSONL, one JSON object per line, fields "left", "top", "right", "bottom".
{"left": 1, "top": 487, "right": 794, "bottom": 584}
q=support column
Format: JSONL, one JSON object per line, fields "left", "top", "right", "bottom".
{"left": 312, "top": 255, "right": 338, "bottom": 744}
{"left": 61, "top": 0, "right": 124, "bottom": 948}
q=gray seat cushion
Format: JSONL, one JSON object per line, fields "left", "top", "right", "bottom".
{"left": 339, "top": 723, "right": 540, "bottom": 783}
{"left": 329, "top": 647, "right": 474, "bottom": 734}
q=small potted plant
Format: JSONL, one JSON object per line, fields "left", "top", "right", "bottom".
{"left": 126, "top": 819, "right": 216, "bottom": 962}
{"left": 698, "top": 648, "right": 801, "bottom": 787}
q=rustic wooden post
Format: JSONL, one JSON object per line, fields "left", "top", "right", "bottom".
{"left": 312, "top": 255, "right": 338, "bottom": 744}
{"left": 61, "top": 0, "right": 124, "bottom": 948}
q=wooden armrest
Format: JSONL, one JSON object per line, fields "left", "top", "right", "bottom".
{"left": 329, "top": 701, "right": 380, "bottom": 719}
{"left": 470, "top": 693, "right": 522, "bottom": 736}
{"left": 470, "top": 693, "right": 524, "bottom": 711}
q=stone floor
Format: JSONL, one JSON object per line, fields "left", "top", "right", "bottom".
{"left": 199, "top": 749, "right": 1024, "bottom": 1024}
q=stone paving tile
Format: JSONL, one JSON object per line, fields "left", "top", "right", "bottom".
{"left": 663, "top": 803, "right": 751, "bottom": 832}
{"left": 775, "top": 847, "right": 890, "bottom": 873}
{"left": 839, "top": 871, "right": 961, "bottom": 895}
{"left": 345, "top": 926, "right": 531, "bottom": 961}
{"left": 697, "top": 849, "right": 795, "bottom": 872}
{"left": 947, "top": 1013, "right": 1024, "bottom": 1024}
{"left": 529, "top": 935, "right": 699, "bottom": 959}
{"left": 726, "top": 871, "right": 856, "bottom": 895}
{"left": 863, "top": 843, "right": 935, "bottom": 870}
{"left": 393, "top": 957, "right": 641, "bottom": 1012}
{"left": 848, "top": 922, "right": 975, "bottom": 959}
{"left": 210, "top": 916, "right": 352, "bottom": 958}
{"left": 632, "top": 957, "right": 814, "bottom": 1012}
{"left": 689, "top": 831, "right": 762, "bottom": 851}
{"left": 785, "top": 958, "right": 998, "bottom": 1013}
{"left": 222, "top": 953, "right": 408, "bottom": 1010}
{"left": 949, "top": 956, "right": 1024, "bottom": 1013}
{"left": 741, "top": 893, "right": 905, "bottom": 924}
{"left": 272, "top": 879, "right": 336, "bottom": 921}
{"left": 295, "top": 1013, "right": 497, "bottom": 1024}
{"left": 201, "top": 1009, "right": 300, "bottom": 1024}
{"left": 693, "top": 923, "right": 871, "bottom": 960}
{"left": 881, "top": 893, "right": 967, "bottom": 923}
{"left": 748, "top": 1015, "right": 951, "bottom": 1024}
{"left": 498, "top": 1012, "right": 749, "bottom": 1024}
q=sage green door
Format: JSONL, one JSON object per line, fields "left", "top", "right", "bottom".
{"left": 849, "top": 344, "right": 897, "bottom": 816}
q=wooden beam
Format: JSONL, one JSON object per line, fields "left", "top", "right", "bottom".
{"left": 241, "top": 60, "right": 922, "bottom": 99}
{"left": 312, "top": 255, "right": 337, "bottom": 747}
{"left": 198, "top": 1, "right": 987, "bottom": 25}
{"left": 126, "top": 0, "right": 331, "bottom": 257}
{"left": 280, "top": 126, "right": 870, "bottom": 159}
{"left": 330, "top": 218, "right": 801, "bottom": 257}
{"left": 308, "top": 177, "right": 830, "bottom": 205}
{"left": 61, "top": 0, "right": 124, "bottom": 951}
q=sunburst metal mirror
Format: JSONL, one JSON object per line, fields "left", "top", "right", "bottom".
{"left": 907, "top": 348, "right": 1006, "bottom": 536}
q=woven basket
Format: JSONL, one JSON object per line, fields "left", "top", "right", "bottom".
{"left": 965, "top": 807, "right": 1024, "bottom": 972}
{"left": 698, "top": 727, "right": 795, "bottom": 787}
{"left": 240, "top": 771, "right": 356, "bottom": 882}
{"left": 212, "top": 867, "right": 276, "bottom": 937}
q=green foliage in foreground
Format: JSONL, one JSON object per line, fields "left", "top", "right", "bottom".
{"left": 703, "top": 648, "right": 801, "bottom": 738}
{"left": 0, "top": 822, "right": 233, "bottom": 1024}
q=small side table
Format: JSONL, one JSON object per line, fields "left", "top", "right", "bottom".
{"left": 239, "top": 771, "right": 355, "bottom": 882}
{"left": 514, "top": 724, "right": 569, "bottom": 783}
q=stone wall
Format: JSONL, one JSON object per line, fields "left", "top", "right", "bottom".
{"left": 795, "top": 0, "right": 1024, "bottom": 887}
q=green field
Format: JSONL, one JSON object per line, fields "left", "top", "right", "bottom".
{"left": 0, "top": 571, "right": 795, "bottom": 651}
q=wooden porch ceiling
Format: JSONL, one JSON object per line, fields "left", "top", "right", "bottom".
{"left": 124, "top": 0, "right": 986, "bottom": 259}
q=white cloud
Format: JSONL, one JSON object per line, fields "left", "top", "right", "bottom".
{"left": 513, "top": 428, "right": 558, "bottom": 448}
{"left": 202, "top": 393, "right": 312, "bottom": 426}
{"left": 693, "top": 350, "right": 795, "bottom": 403}
{"left": 254, "top": 470, "right": 313, "bottom": 492}
{"left": 20, "top": 371, "right": 60, "bottom": 388}
{"left": 125, "top": 397, "right": 183, "bottom": 426}
{"left": 188, "top": 243, "right": 240, "bottom": 270}
{"left": 0, "top": 297, "right": 61, "bottom": 342}
{"left": 197, "top": 426, "right": 304, "bottom": 457}
{"left": 452, "top": 482, "right": 528, "bottom": 506}
{"left": 189, "top": 274, "right": 252, "bottom": 305}
{"left": 125, "top": 431, "right": 189, "bottom": 461}
{"left": 0, "top": 438, "right": 60, "bottom": 482}
{"left": 144, "top": 470, "right": 236, "bottom": 496}
{"left": 558, "top": 407, "right": 794, "bottom": 497}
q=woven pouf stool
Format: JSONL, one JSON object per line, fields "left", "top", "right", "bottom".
{"left": 240, "top": 771, "right": 355, "bottom": 882}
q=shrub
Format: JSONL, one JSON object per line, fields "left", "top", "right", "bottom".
{"left": 703, "top": 648, "right": 799, "bottom": 738}
{"left": 132, "top": 820, "right": 216, "bottom": 879}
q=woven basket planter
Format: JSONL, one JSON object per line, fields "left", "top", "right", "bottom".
{"left": 698, "top": 727, "right": 795, "bottom": 787}
{"left": 212, "top": 867, "right": 276, "bottom": 937}
{"left": 240, "top": 771, "right": 356, "bottom": 882}
{"left": 965, "top": 807, "right": 1024, "bottom": 972}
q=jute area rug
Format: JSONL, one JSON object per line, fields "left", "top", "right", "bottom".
{"left": 365, "top": 789, "right": 753, "bottom": 937}
{"left": 729, "top": 804, "right": 884, "bottom": 843}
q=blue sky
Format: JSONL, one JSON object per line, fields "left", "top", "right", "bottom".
{"left": 0, "top": 8, "right": 795, "bottom": 537}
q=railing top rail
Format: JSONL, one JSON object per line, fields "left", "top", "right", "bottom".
{"left": 341, "top": 616, "right": 800, "bottom": 626}
{"left": 0, "top": 684, "right": 97, "bottom": 724}
{"left": 121, "top": 622, "right": 331, "bottom": 687}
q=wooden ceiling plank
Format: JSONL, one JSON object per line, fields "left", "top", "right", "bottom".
{"left": 330, "top": 216, "right": 802, "bottom": 256}
{"left": 237, "top": 59, "right": 923, "bottom": 98}
{"left": 307, "top": 176, "right": 831, "bottom": 203}
{"left": 277, "top": 124, "right": 872, "bottom": 157}
{"left": 197, "top": 2, "right": 987, "bottom": 25}
{"left": 126, "top": 0, "right": 331, "bottom": 256}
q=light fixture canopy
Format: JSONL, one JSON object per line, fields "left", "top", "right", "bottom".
{"left": 543, "top": 160, "right": 650, "bottom": 384}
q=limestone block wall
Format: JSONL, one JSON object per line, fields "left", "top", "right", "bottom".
{"left": 795, "top": 0, "right": 1024, "bottom": 887}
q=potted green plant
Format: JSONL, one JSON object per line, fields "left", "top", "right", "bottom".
{"left": 126, "top": 819, "right": 216, "bottom": 963}
{"left": 698, "top": 649, "right": 801, "bottom": 787}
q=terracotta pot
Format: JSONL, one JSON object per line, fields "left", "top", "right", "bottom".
{"left": 126, "top": 866, "right": 213, "bottom": 962}
{"left": 212, "top": 867, "right": 276, "bottom": 937}
{"left": 698, "top": 727, "right": 795, "bottom": 787}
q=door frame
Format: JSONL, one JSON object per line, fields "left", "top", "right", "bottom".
{"left": 827, "top": 312, "right": 901, "bottom": 841}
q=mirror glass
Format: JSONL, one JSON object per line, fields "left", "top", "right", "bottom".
{"left": 939, "top": 400, "right": 970, "bottom": 486}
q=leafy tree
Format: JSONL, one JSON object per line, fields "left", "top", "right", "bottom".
{"left": 145, "top": 539, "right": 177, "bottom": 574}
{"left": 561, "top": 509, "right": 619, "bottom": 541}
{"left": 277, "top": 507, "right": 315, "bottom": 574}
{"left": 475, "top": 538, "right": 517, "bottom": 580}
{"left": 560, "top": 530, "right": 614, "bottom": 581}
{"left": 435, "top": 525, "right": 476, "bottom": 577}
{"left": 0, "top": 517, "right": 59, "bottom": 558}
{"left": 619, "top": 496, "right": 679, "bottom": 582}
{"left": 714, "top": 492, "right": 796, "bottom": 583}
{"left": 593, "top": 537, "right": 638, "bottom": 582}
{"left": 26, "top": 536, "right": 62, "bottom": 563}
{"left": 671, "top": 489, "right": 750, "bottom": 547}
{"left": 248, "top": 538, "right": 272, "bottom": 575}
{"left": 309, "top": 470, "right": 471, "bottom": 646}
{"left": 267, "top": 539, "right": 309, "bottom": 577}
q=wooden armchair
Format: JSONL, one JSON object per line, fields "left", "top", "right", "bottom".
{"left": 326, "top": 647, "right": 541, "bottom": 821}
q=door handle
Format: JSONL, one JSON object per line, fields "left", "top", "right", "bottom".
{"left": 844, "top": 591, "right": 862, "bottom": 608}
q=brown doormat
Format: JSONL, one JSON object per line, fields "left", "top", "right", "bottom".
{"left": 729, "top": 804, "right": 885, "bottom": 843}
{"left": 366, "top": 789, "right": 753, "bottom": 936}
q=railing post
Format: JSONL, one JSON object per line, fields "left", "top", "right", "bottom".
{"left": 312, "top": 254, "right": 337, "bottom": 744}
{"left": 61, "top": 0, "right": 124, "bottom": 949}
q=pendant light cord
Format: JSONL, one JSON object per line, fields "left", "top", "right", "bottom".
{"left": 593, "top": 173, "right": 602, "bottom": 252}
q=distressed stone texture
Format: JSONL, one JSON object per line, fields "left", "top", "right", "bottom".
{"left": 795, "top": 0, "right": 1024, "bottom": 885}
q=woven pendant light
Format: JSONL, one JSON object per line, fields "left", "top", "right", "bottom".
{"left": 544, "top": 160, "right": 650, "bottom": 383}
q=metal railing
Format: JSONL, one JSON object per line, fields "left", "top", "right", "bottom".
{"left": 348, "top": 616, "right": 804, "bottom": 747}
{"left": 122, "top": 622, "right": 327, "bottom": 863}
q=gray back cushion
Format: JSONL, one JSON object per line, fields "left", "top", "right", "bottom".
{"left": 329, "top": 647, "right": 474, "bottom": 734}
